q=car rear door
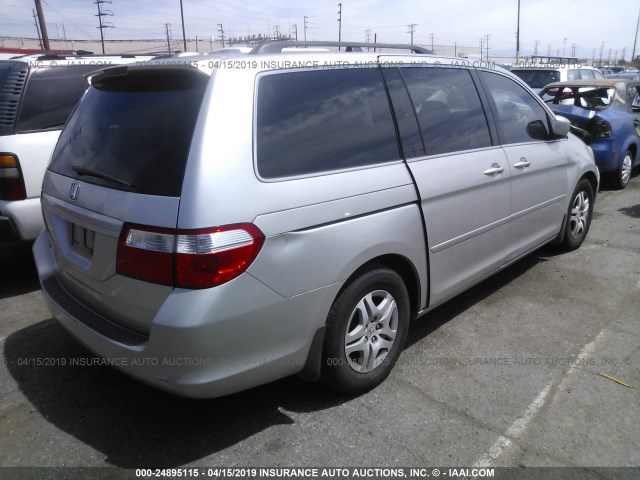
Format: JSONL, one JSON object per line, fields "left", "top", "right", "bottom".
{"left": 382, "top": 63, "right": 512, "bottom": 306}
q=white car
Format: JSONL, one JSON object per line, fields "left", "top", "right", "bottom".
{"left": 511, "top": 63, "right": 605, "bottom": 93}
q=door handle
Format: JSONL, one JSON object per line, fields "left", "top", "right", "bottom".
{"left": 514, "top": 157, "right": 531, "bottom": 169}
{"left": 483, "top": 163, "right": 504, "bottom": 176}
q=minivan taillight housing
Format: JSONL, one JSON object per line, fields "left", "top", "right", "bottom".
{"left": 117, "top": 223, "right": 265, "bottom": 289}
{"left": 0, "top": 154, "right": 26, "bottom": 201}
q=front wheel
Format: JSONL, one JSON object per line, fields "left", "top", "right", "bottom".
{"left": 557, "top": 179, "right": 594, "bottom": 251}
{"left": 321, "top": 268, "right": 410, "bottom": 395}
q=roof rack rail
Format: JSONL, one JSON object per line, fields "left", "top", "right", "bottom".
{"left": 250, "top": 40, "right": 432, "bottom": 55}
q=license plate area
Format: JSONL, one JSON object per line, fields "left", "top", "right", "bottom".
{"left": 69, "top": 223, "right": 95, "bottom": 259}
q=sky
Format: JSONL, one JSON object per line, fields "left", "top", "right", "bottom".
{"left": 1, "top": 0, "right": 639, "bottom": 60}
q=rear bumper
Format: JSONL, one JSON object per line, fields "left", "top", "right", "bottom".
{"left": 591, "top": 142, "right": 620, "bottom": 173}
{"left": 33, "top": 230, "right": 339, "bottom": 398}
{"left": 0, "top": 197, "right": 43, "bottom": 244}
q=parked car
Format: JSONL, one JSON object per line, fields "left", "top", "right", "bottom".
{"left": 511, "top": 64, "right": 605, "bottom": 93}
{"left": 540, "top": 79, "right": 640, "bottom": 188}
{"left": 33, "top": 41, "right": 599, "bottom": 398}
{"left": 0, "top": 53, "right": 152, "bottom": 246}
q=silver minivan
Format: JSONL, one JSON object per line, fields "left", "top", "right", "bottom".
{"left": 33, "top": 41, "right": 599, "bottom": 398}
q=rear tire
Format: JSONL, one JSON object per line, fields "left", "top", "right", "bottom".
{"left": 321, "top": 268, "right": 410, "bottom": 395}
{"left": 557, "top": 179, "right": 594, "bottom": 251}
{"left": 613, "top": 151, "right": 633, "bottom": 189}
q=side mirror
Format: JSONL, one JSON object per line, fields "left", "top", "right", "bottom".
{"left": 551, "top": 115, "right": 571, "bottom": 137}
{"left": 526, "top": 120, "right": 549, "bottom": 140}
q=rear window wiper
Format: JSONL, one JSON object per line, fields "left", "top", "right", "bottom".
{"left": 72, "top": 164, "right": 135, "bottom": 188}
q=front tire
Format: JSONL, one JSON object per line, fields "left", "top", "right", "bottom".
{"left": 558, "top": 179, "right": 594, "bottom": 251}
{"left": 321, "top": 268, "right": 410, "bottom": 395}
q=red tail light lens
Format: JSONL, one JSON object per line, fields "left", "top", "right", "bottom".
{"left": 0, "top": 154, "right": 26, "bottom": 201}
{"left": 117, "top": 223, "right": 265, "bottom": 289}
{"left": 589, "top": 118, "right": 612, "bottom": 139}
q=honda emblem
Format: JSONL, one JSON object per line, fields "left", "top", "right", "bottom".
{"left": 69, "top": 182, "right": 81, "bottom": 201}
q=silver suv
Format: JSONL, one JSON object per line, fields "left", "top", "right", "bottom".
{"left": 33, "top": 41, "right": 599, "bottom": 398}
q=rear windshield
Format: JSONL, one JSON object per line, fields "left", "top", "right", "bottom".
{"left": 541, "top": 86, "right": 615, "bottom": 110}
{"left": 511, "top": 69, "right": 561, "bottom": 88}
{"left": 17, "top": 65, "right": 102, "bottom": 132}
{"left": 49, "top": 68, "right": 208, "bottom": 197}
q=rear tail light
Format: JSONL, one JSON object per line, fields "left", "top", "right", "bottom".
{"left": 0, "top": 154, "right": 26, "bottom": 201}
{"left": 117, "top": 223, "right": 264, "bottom": 289}
{"left": 589, "top": 118, "right": 612, "bottom": 139}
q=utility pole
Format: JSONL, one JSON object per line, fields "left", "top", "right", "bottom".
{"left": 304, "top": 16, "right": 308, "bottom": 42}
{"left": 273, "top": 25, "right": 280, "bottom": 39}
{"left": 599, "top": 41, "right": 605, "bottom": 67}
{"left": 515, "top": 0, "right": 520, "bottom": 64}
{"left": 563, "top": 37, "right": 567, "bottom": 56}
{"left": 94, "top": 0, "right": 114, "bottom": 54}
{"left": 429, "top": 33, "right": 434, "bottom": 52}
{"left": 179, "top": 0, "right": 187, "bottom": 51}
{"left": 374, "top": 33, "right": 377, "bottom": 52}
{"left": 292, "top": 24, "right": 298, "bottom": 41}
{"left": 34, "top": 0, "right": 50, "bottom": 51}
{"left": 407, "top": 24, "right": 417, "bottom": 46}
{"left": 534, "top": 40, "right": 539, "bottom": 56}
{"left": 337, "top": 3, "right": 342, "bottom": 50}
{"left": 218, "top": 24, "right": 225, "bottom": 47}
{"left": 165, "top": 23, "right": 172, "bottom": 53}
{"left": 479, "top": 37, "right": 484, "bottom": 61}
{"left": 622, "top": 47, "right": 627, "bottom": 64}
{"left": 571, "top": 43, "right": 576, "bottom": 57}
{"left": 32, "top": 9, "right": 43, "bottom": 50}
{"left": 484, "top": 34, "right": 490, "bottom": 62}
{"left": 547, "top": 43, "right": 551, "bottom": 57}
{"left": 633, "top": 5, "right": 640, "bottom": 63}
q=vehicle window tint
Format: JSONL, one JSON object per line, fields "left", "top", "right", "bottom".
{"left": 256, "top": 69, "right": 399, "bottom": 178}
{"left": 479, "top": 71, "right": 550, "bottom": 144}
{"left": 49, "top": 69, "right": 208, "bottom": 197}
{"left": 17, "top": 65, "right": 102, "bottom": 132}
{"left": 400, "top": 67, "right": 491, "bottom": 155}
{"left": 380, "top": 68, "right": 425, "bottom": 158}
{"left": 567, "top": 69, "right": 580, "bottom": 80}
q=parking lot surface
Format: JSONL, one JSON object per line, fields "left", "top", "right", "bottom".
{"left": 1, "top": 176, "right": 638, "bottom": 472}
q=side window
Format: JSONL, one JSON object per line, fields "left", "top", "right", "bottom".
{"left": 17, "top": 65, "right": 99, "bottom": 132}
{"left": 479, "top": 71, "right": 550, "bottom": 144}
{"left": 579, "top": 69, "right": 595, "bottom": 80}
{"left": 381, "top": 68, "right": 425, "bottom": 158}
{"left": 400, "top": 68, "right": 492, "bottom": 155}
{"left": 256, "top": 68, "right": 399, "bottom": 179}
{"left": 567, "top": 69, "right": 580, "bottom": 80}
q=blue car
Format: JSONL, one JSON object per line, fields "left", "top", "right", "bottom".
{"left": 540, "top": 79, "right": 640, "bottom": 188}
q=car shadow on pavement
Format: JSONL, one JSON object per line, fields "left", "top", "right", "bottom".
{"left": 406, "top": 247, "right": 551, "bottom": 348}
{"left": 3, "top": 317, "right": 349, "bottom": 468}
{"left": 618, "top": 204, "right": 640, "bottom": 219}
{"left": 0, "top": 244, "right": 40, "bottom": 300}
